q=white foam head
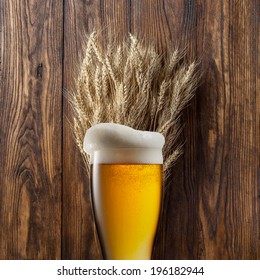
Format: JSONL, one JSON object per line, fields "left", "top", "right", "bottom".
{"left": 83, "top": 123, "right": 165, "bottom": 164}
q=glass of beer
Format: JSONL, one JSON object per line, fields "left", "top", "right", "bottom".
{"left": 84, "top": 123, "right": 164, "bottom": 260}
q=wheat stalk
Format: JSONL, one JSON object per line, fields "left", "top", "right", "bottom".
{"left": 70, "top": 31, "right": 200, "bottom": 186}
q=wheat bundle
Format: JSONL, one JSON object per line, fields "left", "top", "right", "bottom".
{"left": 70, "top": 31, "right": 199, "bottom": 183}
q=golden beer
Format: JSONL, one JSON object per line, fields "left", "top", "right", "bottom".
{"left": 91, "top": 163, "right": 162, "bottom": 260}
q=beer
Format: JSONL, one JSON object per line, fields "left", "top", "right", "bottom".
{"left": 84, "top": 123, "right": 165, "bottom": 260}
{"left": 91, "top": 163, "right": 162, "bottom": 260}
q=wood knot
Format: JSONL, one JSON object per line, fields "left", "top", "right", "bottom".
{"left": 36, "top": 63, "right": 43, "bottom": 79}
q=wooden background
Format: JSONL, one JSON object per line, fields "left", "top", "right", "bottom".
{"left": 0, "top": 0, "right": 259, "bottom": 259}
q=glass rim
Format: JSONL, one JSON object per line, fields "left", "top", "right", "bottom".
{"left": 90, "top": 148, "right": 163, "bottom": 165}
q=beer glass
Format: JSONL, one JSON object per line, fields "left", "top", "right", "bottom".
{"left": 84, "top": 123, "right": 164, "bottom": 260}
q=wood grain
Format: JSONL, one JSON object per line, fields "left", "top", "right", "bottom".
{"left": 62, "top": 0, "right": 132, "bottom": 260}
{"left": 0, "top": 0, "right": 259, "bottom": 259}
{"left": 130, "top": 0, "right": 202, "bottom": 260}
{"left": 0, "top": 0, "right": 63, "bottom": 259}
{"left": 196, "top": 0, "right": 260, "bottom": 259}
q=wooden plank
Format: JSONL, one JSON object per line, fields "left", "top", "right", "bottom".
{"left": 257, "top": 0, "right": 260, "bottom": 259}
{"left": 62, "top": 0, "right": 131, "bottom": 259}
{"left": 62, "top": 0, "right": 103, "bottom": 260}
{"left": 197, "top": 0, "right": 259, "bottom": 259}
{"left": 131, "top": 0, "right": 202, "bottom": 259}
{"left": 0, "top": 1, "right": 63, "bottom": 259}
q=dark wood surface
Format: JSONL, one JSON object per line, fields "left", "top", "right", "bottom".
{"left": 0, "top": 0, "right": 259, "bottom": 259}
{"left": 0, "top": 0, "right": 63, "bottom": 259}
